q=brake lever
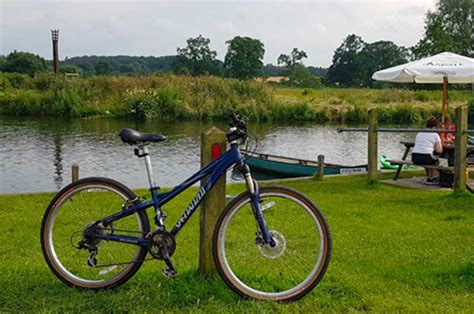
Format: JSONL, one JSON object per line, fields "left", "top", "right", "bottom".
{"left": 228, "top": 112, "right": 247, "bottom": 133}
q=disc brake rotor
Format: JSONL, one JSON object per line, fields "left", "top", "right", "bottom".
{"left": 258, "top": 229, "right": 286, "bottom": 259}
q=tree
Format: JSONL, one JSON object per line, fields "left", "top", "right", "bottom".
{"left": 224, "top": 36, "right": 265, "bottom": 80}
{"left": 307, "top": 66, "right": 328, "bottom": 77}
{"left": 95, "top": 60, "right": 111, "bottom": 75}
{"left": 2, "top": 51, "right": 48, "bottom": 76}
{"left": 327, "top": 34, "right": 366, "bottom": 87}
{"left": 288, "top": 64, "right": 323, "bottom": 88}
{"left": 412, "top": 0, "right": 474, "bottom": 58}
{"left": 277, "top": 48, "right": 308, "bottom": 68}
{"left": 327, "top": 35, "right": 408, "bottom": 87}
{"left": 60, "top": 64, "right": 82, "bottom": 74}
{"left": 0, "top": 55, "right": 6, "bottom": 71}
{"left": 278, "top": 48, "right": 313, "bottom": 86}
{"left": 174, "top": 35, "right": 221, "bottom": 76}
{"left": 262, "top": 63, "right": 283, "bottom": 76}
{"left": 63, "top": 55, "right": 176, "bottom": 75}
{"left": 358, "top": 41, "right": 409, "bottom": 87}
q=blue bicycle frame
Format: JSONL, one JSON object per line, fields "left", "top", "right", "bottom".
{"left": 96, "top": 143, "right": 273, "bottom": 247}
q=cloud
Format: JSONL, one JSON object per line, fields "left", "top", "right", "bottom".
{"left": 0, "top": 0, "right": 436, "bottom": 67}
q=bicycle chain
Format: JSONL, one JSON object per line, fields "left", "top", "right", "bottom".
{"left": 72, "top": 227, "right": 153, "bottom": 268}
{"left": 93, "top": 257, "right": 155, "bottom": 268}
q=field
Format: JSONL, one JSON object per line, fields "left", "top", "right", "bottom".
{"left": 1, "top": 173, "right": 472, "bottom": 312}
{"left": 1, "top": 73, "right": 473, "bottom": 123}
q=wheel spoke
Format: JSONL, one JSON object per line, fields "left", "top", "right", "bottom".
{"left": 42, "top": 181, "right": 148, "bottom": 289}
{"left": 215, "top": 187, "right": 331, "bottom": 301}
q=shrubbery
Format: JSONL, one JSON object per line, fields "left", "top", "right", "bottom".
{"left": 468, "top": 99, "right": 474, "bottom": 124}
{"left": 0, "top": 73, "right": 276, "bottom": 120}
{"left": 0, "top": 72, "right": 472, "bottom": 124}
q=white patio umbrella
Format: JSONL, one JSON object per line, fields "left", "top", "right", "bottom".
{"left": 372, "top": 52, "right": 474, "bottom": 121}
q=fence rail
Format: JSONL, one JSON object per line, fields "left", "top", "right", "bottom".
{"left": 338, "top": 128, "right": 473, "bottom": 134}
{"left": 339, "top": 105, "right": 471, "bottom": 193}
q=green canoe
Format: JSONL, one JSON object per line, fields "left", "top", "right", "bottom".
{"left": 379, "top": 155, "right": 418, "bottom": 170}
{"left": 241, "top": 150, "right": 367, "bottom": 180}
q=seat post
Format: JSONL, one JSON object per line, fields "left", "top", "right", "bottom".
{"left": 141, "top": 146, "right": 157, "bottom": 188}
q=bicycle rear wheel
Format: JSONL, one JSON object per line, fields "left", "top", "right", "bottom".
{"left": 213, "top": 186, "right": 331, "bottom": 302}
{"left": 41, "top": 177, "right": 150, "bottom": 289}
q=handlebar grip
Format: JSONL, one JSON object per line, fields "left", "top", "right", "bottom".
{"left": 230, "top": 112, "right": 239, "bottom": 125}
{"left": 229, "top": 112, "right": 246, "bottom": 129}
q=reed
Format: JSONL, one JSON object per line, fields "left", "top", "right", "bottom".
{"left": 0, "top": 73, "right": 472, "bottom": 123}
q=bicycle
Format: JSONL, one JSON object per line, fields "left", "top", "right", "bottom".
{"left": 40, "top": 113, "right": 332, "bottom": 302}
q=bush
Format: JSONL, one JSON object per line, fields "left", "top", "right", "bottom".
{"left": 2, "top": 73, "right": 31, "bottom": 89}
{"left": 60, "top": 64, "right": 82, "bottom": 74}
{"left": 33, "top": 74, "right": 62, "bottom": 91}
{"left": 2, "top": 51, "right": 49, "bottom": 76}
{"left": 346, "top": 105, "right": 368, "bottom": 123}
{"left": 129, "top": 98, "right": 155, "bottom": 120}
{"left": 0, "top": 90, "right": 53, "bottom": 116}
{"left": 0, "top": 75, "right": 11, "bottom": 91}
{"left": 52, "top": 87, "right": 81, "bottom": 117}
{"left": 468, "top": 99, "right": 474, "bottom": 124}
{"left": 0, "top": 72, "right": 470, "bottom": 123}
{"left": 153, "top": 86, "right": 182, "bottom": 118}
{"left": 390, "top": 105, "right": 421, "bottom": 124}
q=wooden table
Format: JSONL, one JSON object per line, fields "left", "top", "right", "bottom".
{"left": 394, "top": 141, "right": 474, "bottom": 180}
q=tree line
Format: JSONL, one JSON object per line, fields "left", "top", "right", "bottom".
{"left": 0, "top": 0, "right": 471, "bottom": 88}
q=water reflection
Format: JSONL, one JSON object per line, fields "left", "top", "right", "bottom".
{"left": 53, "top": 135, "right": 64, "bottom": 189}
{"left": 0, "top": 115, "right": 420, "bottom": 194}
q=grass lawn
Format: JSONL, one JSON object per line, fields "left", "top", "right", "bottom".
{"left": 0, "top": 173, "right": 472, "bottom": 312}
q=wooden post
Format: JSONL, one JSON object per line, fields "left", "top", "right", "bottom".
{"left": 441, "top": 76, "right": 448, "bottom": 123}
{"left": 453, "top": 106, "right": 467, "bottom": 193}
{"left": 72, "top": 164, "right": 79, "bottom": 183}
{"left": 51, "top": 29, "right": 59, "bottom": 75}
{"left": 314, "top": 154, "right": 324, "bottom": 180}
{"left": 199, "top": 127, "right": 226, "bottom": 275}
{"left": 368, "top": 109, "right": 378, "bottom": 184}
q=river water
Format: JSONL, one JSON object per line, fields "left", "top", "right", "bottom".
{"left": 0, "top": 115, "right": 416, "bottom": 194}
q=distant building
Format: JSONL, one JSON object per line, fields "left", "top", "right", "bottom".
{"left": 256, "top": 76, "right": 288, "bottom": 83}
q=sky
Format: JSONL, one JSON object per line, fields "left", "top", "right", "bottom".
{"left": 0, "top": 0, "right": 436, "bottom": 67}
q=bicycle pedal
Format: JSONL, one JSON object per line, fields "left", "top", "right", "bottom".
{"left": 162, "top": 267, "right": 178, "bottom": 278}
{"left": 162, "top": 252, "right": 177, "bottom": 278}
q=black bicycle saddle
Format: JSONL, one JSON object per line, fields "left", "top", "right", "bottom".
{"left": 119, "top": 128, "right": 166, "bottom": 145}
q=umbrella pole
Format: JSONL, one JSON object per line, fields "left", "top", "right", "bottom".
{"left": 441, "top": 76, "right": 448, "bottom": 124}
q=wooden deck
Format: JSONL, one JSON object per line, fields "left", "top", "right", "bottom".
{"left": 381, "top": 176, "right": 474, "bottom": 191}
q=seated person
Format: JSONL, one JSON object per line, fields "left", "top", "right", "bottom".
{"left": 412, "top": 117, "right": 443, "bottom": 185}
{"left": 439, "top": 116, "right": 455, "bottom": 144}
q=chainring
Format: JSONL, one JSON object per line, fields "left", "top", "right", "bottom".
{"left": 147, "top": 230, "right": 176, "bottom": 259}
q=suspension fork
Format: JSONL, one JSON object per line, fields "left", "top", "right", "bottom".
{"left": 238, "top": 162, "right": 275, "bottom": 246}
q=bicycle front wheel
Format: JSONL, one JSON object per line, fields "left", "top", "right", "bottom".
{"left": 213, "top": 186, "right": 331, "bottom": 302}
{"left": 41, "top": 177, "right": 150, "bottom": 290}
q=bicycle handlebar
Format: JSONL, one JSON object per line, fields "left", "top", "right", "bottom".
{"left": 230, "top": 112, "right": 246, "bottom": 130}
{"left": 227, "top": 112, "right": 248, "bottom": 143}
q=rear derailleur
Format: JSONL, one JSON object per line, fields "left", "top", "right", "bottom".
{"left": 74, "top": 222, "right": 106, "bottom": 268}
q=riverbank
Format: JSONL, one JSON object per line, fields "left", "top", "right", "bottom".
{"left": 1, "top": 73, "right": 472, "bottom": 123}
{"left": 1, "top": 174, "right": 472, "bottom": 312}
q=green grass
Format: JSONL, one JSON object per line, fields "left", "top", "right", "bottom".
{"left": 1, "top": 73, "right": 473, "bottom": 123}
{"left": 0, "top": 173, "right": 473, "bottom": 312}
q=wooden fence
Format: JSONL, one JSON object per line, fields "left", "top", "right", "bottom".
{"left": 341, "top": 105, "right": 473, "bottom": 193}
